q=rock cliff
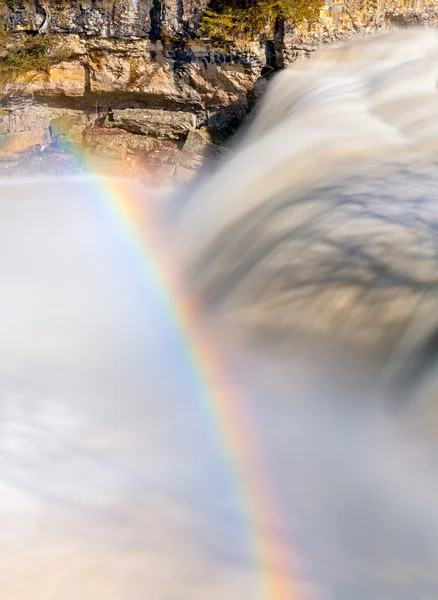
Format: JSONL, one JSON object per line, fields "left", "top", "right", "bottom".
{"left": 1, "top": 0, "right": 437, "bottom": 180}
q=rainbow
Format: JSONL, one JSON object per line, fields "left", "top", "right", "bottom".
{"left": 57, "top": 138, "right": 306, "bottom": 599}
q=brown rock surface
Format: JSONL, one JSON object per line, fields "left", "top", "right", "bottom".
{"left": 0, "top": 105, "right": 88, "bottom": 136}
{"left": 83, "top": 127, "right": 181, "bottom": 181}
{"left": 3, "top": 63, "right": 87, "bottom": 98}
{"left": 0, "top": 129, "right": 49, "bottom": 156}
{"left": 104, "top": 108, "right": 197, "bottom": 139}
{"left": 83, "top": 127, "right": 178, "bottom": 158}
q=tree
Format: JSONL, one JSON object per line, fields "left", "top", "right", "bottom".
{"left": 200, "top": 0, "right": 323, "bottom": 41}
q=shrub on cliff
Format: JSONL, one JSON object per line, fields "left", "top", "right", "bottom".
{"left": 200, "top": 0, "right": 323, "bottom": 41}
{"left": 0, "top": 34, "right": 69, "bottom": 78}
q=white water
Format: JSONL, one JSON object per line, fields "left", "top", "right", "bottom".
{"left": 2, "top": 28, "right": 438, "bottom": 599}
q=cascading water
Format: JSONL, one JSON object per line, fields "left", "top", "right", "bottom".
{"left": 2, "top": 28, "right": 438, "bottom": 600}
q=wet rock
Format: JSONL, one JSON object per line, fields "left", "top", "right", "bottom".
{"left": 83, "top": 126, "right": 180, "bottom": 180}
{"left": 0, "top": 158, "right": 20, "bottom": 176}
{"left": 154, "top": 162, "right": 177, "bottom": 183}
{"left": 207, "top": 104, "right": 248, "bottom": 135}
{"left": 104, "top": 108, "right": 197, "bottom": 139}
{"left": 180, "top": 128, "right": 227, "bottom": 162}
{"left": 175, "top": 164, "right": 197, "bottom": 182}
{"left": 175, "top": 127, "right": 228, "bottom": 181}
{"left": 83, "top": 127, "right": 155, "bottom": 159}
{"left": 49, "top": 114, "right": 87, "bottom": 146}
{"left": 1, "top": 147, "right": 84, "bottom": 178}
{"left": 0, "top": 109, "right": 8, "bottom": 135}
{"left": 83, "top": 152, "right": 149, "bottom": 178}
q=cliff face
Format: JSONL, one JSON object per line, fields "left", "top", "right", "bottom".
{"left": 1, "top": 0, "right": 437, "bottom": 180}
{"left": 0, "top": 2, "right": 260, "bottom": 180}
{"left": 2, "top": 1, "right": 437, "bottom": 54}
{"left": 282, "top": 0, "right": 438, "bottom": 63}
{"left": 1, "top": 0, "right": 206, "bottom": 39}
{"left": 1, "top": 0, "right": 262, "bottom": 121}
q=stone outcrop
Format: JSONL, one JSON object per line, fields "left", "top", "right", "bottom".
{"left": 0, "top": 35, "right": 259, "bottom": 117}
{"left": 104, "top": 108, "right": 197, "bottom": 138}
{"left": 281, "top": 1, "right": 438, "bottom": 65}
{"left": 0, "top": 128, "right": 49, "bottom": 156}
{"left": 0, "top": 104, "right": 88, "bottom": 136}
{"left": 83, "top": 126, "right": 181, "bottom": 179}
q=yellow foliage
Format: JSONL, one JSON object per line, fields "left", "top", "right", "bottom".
{"left": 200, "top": 0, "right": 323, "bottom": 41}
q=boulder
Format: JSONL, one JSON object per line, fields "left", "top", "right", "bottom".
{"left": 104, "top": 108, "right": 197, "bottom": 140}
{"left": 0, "top": 129, "right": 49, "bottom": 156}
{"left": 84, "top": 127, "right": 158, "bottom": 159}
{"left": 83, "top": 152, "right": 148, "bottom": 179}
{"left": 83, "top": 127, "right": 180, "bottom": 181}
{"left": 1, "top": 104, "right": 88, "bottom": 136}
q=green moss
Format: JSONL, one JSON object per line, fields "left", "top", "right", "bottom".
{"left": 200, "top": 0, "right": 323, "bottom": 41}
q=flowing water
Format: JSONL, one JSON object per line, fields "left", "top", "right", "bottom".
{"left": 2, "top": 28, "right": 438, "bottom": 599}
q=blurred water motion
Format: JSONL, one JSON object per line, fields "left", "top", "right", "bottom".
{"left": 3, "top": 28, "right": 438, "bottom": 599}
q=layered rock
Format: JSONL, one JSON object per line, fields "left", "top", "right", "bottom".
{"left": 103, "top": 108, "right": 197, "bottom": 138}
{"left": 1, "top": 0, "right": 438, "bottom": 181}
{"left": 3, "top": 0, "right": 438, "bottom": 74}
{"left": 0, "top": 0, "right": 209, "bottom": 38}
{"left": 0, "top": 128, "right": 49, "bottom": 157}
{"left": 282, "top": 1, "right": 438, "bottom": 64}
{"left": 0, "top": 28, "right": 257, "bottom": 181}
{"left": 0, "top": 104, "right": 88, "bottom": 135}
